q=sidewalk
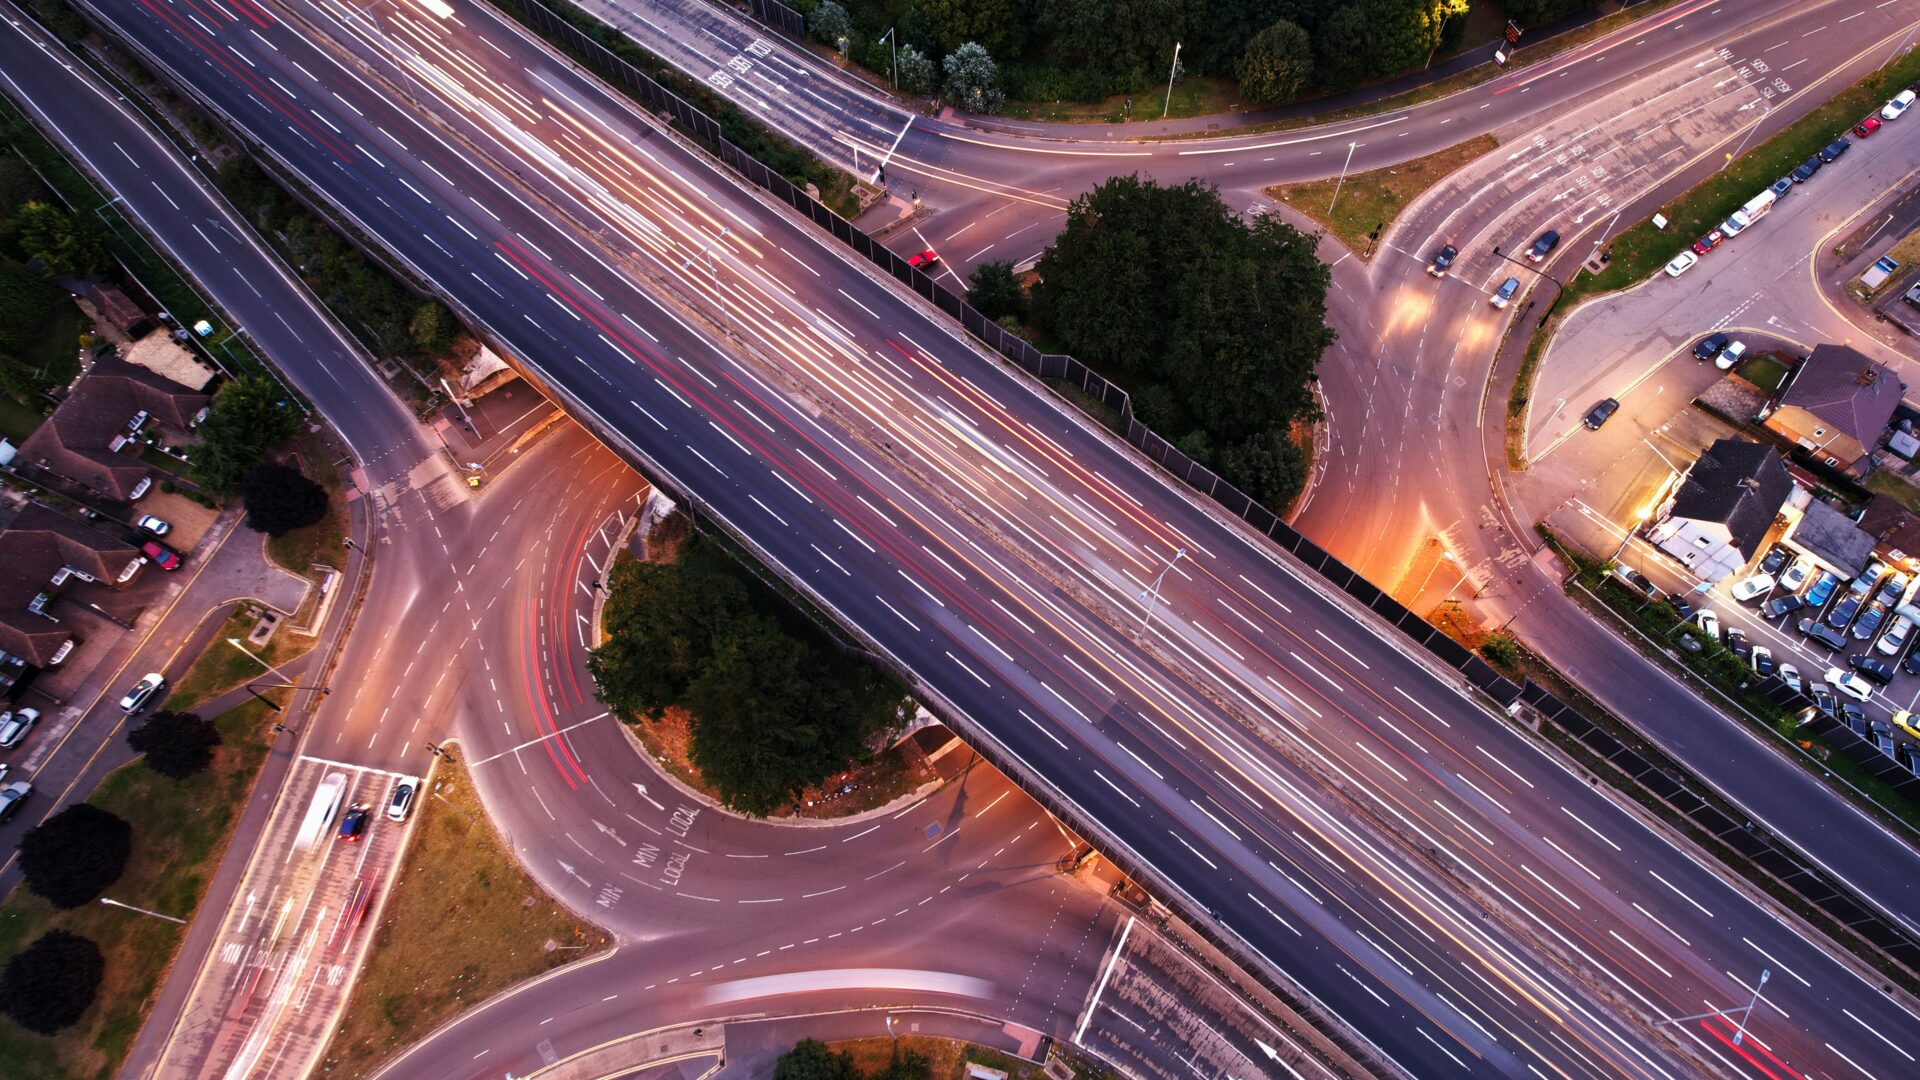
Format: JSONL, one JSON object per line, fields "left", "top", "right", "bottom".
{"left": 430, "top": 377, "right": 560, "bottom": 476}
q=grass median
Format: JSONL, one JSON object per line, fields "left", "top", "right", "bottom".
{"left": 0, "top": 700, "right": 275, "bottom": 1078}
{"left": 1265, "top": 134, "right": 1499, "bottom": 256}
{"left": 1562, "top": 46, "right": 1920, "bottom": 309}
{"left": 319, "top": 762, "right": 606, "bottom": 1079}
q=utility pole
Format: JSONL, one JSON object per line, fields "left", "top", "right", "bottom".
{"left": 1327, "top": 141, "right": 1358, "bottom": 215}
{"left": 1138, "top": 547, "right": 1189, "bottom": 630}
{"left": 1162, "top": 42, "right": 1183, "bottom": 119}
{"left": 880, "top": 26, "right": 897, "bottom": 90}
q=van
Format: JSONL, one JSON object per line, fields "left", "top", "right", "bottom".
{"left": 1741, "top": 189, "right": 1777, "bottom": 221}
{"left": 1490, "top": 276, "right": 1521, "bottom": 308}
{"left": 1720, "top": 209, "right": 1753, "bottom": 237}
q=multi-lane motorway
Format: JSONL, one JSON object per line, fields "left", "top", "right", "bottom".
{"left": 65, "top": 0, "right": 1920, "bottom": 1077}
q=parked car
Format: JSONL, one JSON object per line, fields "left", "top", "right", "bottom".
{"left": 1714, "top": 340, "right": 1748, "bottom": 371}
{"left": 1827, "top": 593, "right": 1864, "bottom": 630}
{"left": 338, "top": 805, "right": 370, "bottom": 842}
{"left": 1876, "top": 572, "right": 1910, "bottom": 606}
{"left": 1801, "top": 619, "right": 1848, "bottom": 650}
{"left": 1884, "top": 89, "right": 1917, "bottom": 120}
{"left": 1805, "top": 571, "right": 1841, "bottom": 607}
{"left": 1768, "top": 176, "right": 1794, "bottom": 200}
{"left": 1906, "top": 647, "right": 1920, "bottom": 676}
{"left": 1694, "top": 609, "right": 1721, "bottom": 640}
{"left": 1613, "top": 565, "right": 1658, "bottom": 598}
{"left": 1878, "top": 613, "right": 1917, "bottom": 656}
{"left": 1691, "top": 230, "right": 1724, "bottom": 255}
{"left": 1896, "top": 710, "right": 1920, "bottom": 739}
{"left": 1791, "top": 155, "right": 1823, "bottom": 183}
{"left": 1851, "top": 654, "right": 1896, "bottom": 683}
{"left": 1759, "top": 547, "right": 1790, "bottom": 576}
{"left": 1854, "top": 116, "right": 1883, "bottom": 138}
{"left": 1667, "top": 597, "right": 1696, "bottom": 622}
{"left": 0, "top": 709, "right": 39, "bottom": 749}
{"left": 1762, "top": 593, "right": 1807, "bottom": 620}
{"left": 1751, "top": 646, "right": 1774, "bottom": 676}
{"left": 1826, "top": 667, "right": 1875, "bottom": 701}
{"left": 906, "top": 249, "right": 939, "bottom": 269}
{"left": 1527, "top": 230, "right": 1561, "bottom": 262}
{"left": 136, "top": 514, "right": 170, "bottom": 536}
{"left": 141, "top": 540, "right": 181, "bottom": 572}
{"left": 1725, "top": 627, "right": 1752, "bottom": 658}
{"left": 1693, "top": 332, "right": 1730, "bottom": 361}
{"left": 1428, "top": 244, "right": 1458, "bottom": 277}
{"left": 1731, "top": 573, "right": 1774, "bottom": 602}
{"left": 128, "top": 476, "right": 153, "bottom": 500}
{"left": 0, "top": 782, "right": 29, "bottom": 824}
{"left": 1491, "top": 276, "right": 1521, "bottom": 308}
{"left": 1664, "top": 251, "right": 1699, "bottom": 277}
{"left": 1582, "top": 398, "right": 1620, "bottom": 430}
{"left": 1778, "top": 663, "right": 1803, "bottom": 693}
{"left": 1843, "top": 702, "right": 1870, "bottom": 734}
{"left": 1819, "top": 137, "right": 1851, "bottom": 163}
{"left": 387, "top": 778, "right": 418, "bottom": 822}
{"left": 1853, "top": 602, "right": 1889, "bottom": 640}
{"left": 1780, "top": 557, "right": 1813, "bottom": 591}
{"left": 119, "top": 672, "right": 166, "bottom": 713}
{"left": 1808, "top": 684, "right": 1839, "bottom": 717}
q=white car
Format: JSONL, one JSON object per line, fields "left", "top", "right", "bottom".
{"left": 128, "top": 476, "right": 153, "bottom": 501}
{"left": 1825, "top": 667, "right": 1874, "bottom": 702}
{"left": 1884, "top": 89, "right": 1917, "bottom": 120}
{"left": 0, "top": 708, "right": 38, "bottom": 749}
{"left": 1694, "top": 609, "right": 1721, "bottom": 641}
{"left": 1731, "top": 573, "right": 1773, "bottom": 602}
{"left": 1714, "top": 340, "right": 1748, "bottom": 371}
{"left": 136, "top": 514, "right": 171, "bottom": 537}
{"left": 1779, "top": 558, "right": 1813, "bottom": 592}
{"left": 1664, "top": 251, "right": 1699, "bottom": 277}
{"left": 1778, "top": 663, "right": 1802, "bottom": 693}
{"left": 1879, "top": 613, "right": 1917, "bottom": 656}
{"left": 119, "top": 672, "right": 166, "bottom": 713}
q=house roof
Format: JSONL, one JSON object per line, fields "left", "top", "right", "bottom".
{"left": 1791, "top": 498, "right": 1877, "bottom": 577}
{"left": 1668, "top": 438, "right": 1792, "bottom": 560}
{"left": 1778, "top": 343, "right": 1904, "bottom": 448}
{"left": 1859, "top": 494, "right": 1920, "bottom": 556}
{"left": 122, "top": 331, "right": 215, "bottom": 393}
{"left": 15, "top": 355, "right": 208, "bottom": 500}
{"left": 0, "top": 504, "right": 139, "bottom": 666}
{"left": 83, "top": 282, "right": 146, "bottom": 334}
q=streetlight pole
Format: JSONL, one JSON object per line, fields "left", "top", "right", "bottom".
{"left": 1327, "top": 141, "right": 1358, "bottom": 215}
{"left": 100, "top": 897, "right": 186, "bottom": 924}
{"left": 1489, "top": 244, "right": 1566, "bottom": 289}
{"left": 880, "top": 26, "right": 897, "bottom": 90}
{"left": 243, "top": 678, "right": 331, "bottom": 715}
{"left": 1138, "top": 547, "right": 1188, "bottom": 630}
{"left": 1161, "top": 42, "right": 1182, "bottom": 119}
{"left": 682, "top": 227, "right": 734, "bottom": 333}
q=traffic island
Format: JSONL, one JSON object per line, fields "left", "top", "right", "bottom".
{"left": 318, "top": 761, "right": 607, "bottom": 1079}
{"left": 0, "top": 700, "right": 275, "bottom": 1077}
{"left": 1263, "top": 133, "right": 1499, "bottom": 257}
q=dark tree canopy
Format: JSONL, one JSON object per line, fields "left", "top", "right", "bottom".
{"left": 193, "top": 374, "right": 304, "bottom": 494}
{"left": 590, "top": 541, "right": 903, "bottom": 815}
{"left": 1237, "top": 19, "right": 1313, "bottom": 104}
{"left": 0, "top": 930, "right": 103, "bottom": 1034}
{"left": 773, "top": 1039, "right": 860, "bottom": 1080}
{"left": 1505, "top": 0, "right": 1600, "bottom": 24}
{"left": 241, "top": 461, "right": 329, "bottom": 537}
{"left": 964, "top": 259, "right": 1026, "bottom": 322}
{"left": 1031, "top": 175, "right": 1331, "bottom": 508}
{"left": 128, "top": 710, "right": 222, "bottom": 780}
{"left": 18, "top": 803, "right": 132, "bottom": 909}
{"left": 15, "top": 200, "right": 109, "bottom": 278}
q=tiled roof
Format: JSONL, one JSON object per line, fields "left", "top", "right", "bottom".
{"left": 15, "top": 355, "right": 207, "bottom": 499}
{"left": 1779, "top": 344, "right": 1904, "bottom": 447}
{"left": 0, "top": 504, "right": 138, "bottom": 666}
{"left": 1669, "top": 439, "right": 1792, "bottom": 560}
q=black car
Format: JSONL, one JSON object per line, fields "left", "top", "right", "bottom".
{"left": 1582, "top": 398, "right": 1620, "bottom": 430}
{"left": 1761, "top": 546, "right": 1791, "bottom": 576}
{"left": 1905, "top": 647, "right": 1920, "bottom": 676}
{"left": 1527, "top": 230, "right": 1561, "bottom": 262}
{"left": 1850, "top": 654, "right": 1896, "bottom": 683}
{"left": 1693, "top": 332, "right": 1730, "bottom": 361}
{"left": 1428, "top": 244, "right": 1458, "bottom": 277}
{"left": 1753, "top": 650, "right": 1776, "bottom": 677}
{"left": 1668, "top": 598, "right": 1696, "bottom": 622}
{"left": 1724, "top": 627, "right": 1751, "bottom": 658}
{"left": 1841, "top": 702, "right": 1869, "bottom": 734}
{"left": 1801, "top": 618, "right": 1848, "bottom": 650}
{"left": 1791, "top": 155, "right": 1823, "bottom": 183}
{"left": 1818, "top": 137, "right": 1851, "bottom": 163}
{"left": 1762, "top": 593, "right": 1807, "bottom": 620}
{"left": 338, "top": 805, "right": 370, "bottom": 843}
{"left": 1827, "top": 594, "right": 1863, "bottom": 630}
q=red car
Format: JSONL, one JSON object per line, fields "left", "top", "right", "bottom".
{"left": 1691, "top": 230, "right": 1724, "bottom": 255}
{"left": 141, "top": 540, "right": 181, "bottom": 571}
{"left": 1855, "top": 115, "right": 1883, "bottom": 138}
{"left": 907, "top": 249, "right": 939, "bottom": 269}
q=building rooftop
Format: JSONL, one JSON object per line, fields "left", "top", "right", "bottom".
{"left": 1777, "top": 343, "right": 1904, "bottom": 449}
{"left": 1791, "top": 497, "right": 1876, "bottom": 577}
{"left": 15, "top": 355, "right": 208, "bottom": 500}
{"left": 0, "top": 504, "right": 139, "bottom": 666}
{"left": 1667, "top": 439, "right": 1792, "bottom": 561}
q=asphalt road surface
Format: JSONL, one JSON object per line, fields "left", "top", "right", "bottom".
{"left": 47, "top": 0, "right": 1920, "bottom": 1077}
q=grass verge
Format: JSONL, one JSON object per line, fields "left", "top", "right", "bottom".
{"left": 1004, "top": 77, "right": 1248, "bottom": 125}
{"left": 1505, "top": 305, "right": 1560, "bottom": 469}
{"left": 264, "top": 428, "right": 351, "bottom": 577}
{"left": 825, "top": 1034, "right": 1110, "bottom": 1079}
{"left": 1740, "top": 352, "right": 1791, "bottom": 392}
{"left": 1560, "top": 45, "right": 1920, "bottom": 309}
{"left": 167, "top": 607, "right": 317, "bottom": 713}
{"left": 1865, "top": 468, "right": 1920, "bottom": 512}
{"left": 1264, "top": 133, "right": 1499, "bottom": 255}
{"left": 319, "top": 763, "right": 607, "bottom": 1079}
{"left": 0, "top": 700, "right": 275, "bottom": 1079}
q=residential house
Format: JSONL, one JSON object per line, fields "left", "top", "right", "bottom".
{"left": 83, "top": 282, "right": 150, "bottom": 338}
{"left": 0, "top": 503, "right": 145, "bottom": 669}
{"left": 1647, "top": 438, "right": 1792, "bottom": 581}
{"left": 14, "top": 355, "right": 209, "bottom": 501}
{"left": 1858, "top": 494, "right": 1920, "bottom": 574}
{"left": 1785, "top": 496, "right": 1875, "bottom": 579}
{"left": 1764, "top": 344, "right": 1904, "bottom": 477}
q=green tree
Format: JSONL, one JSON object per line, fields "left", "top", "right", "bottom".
{"left": 15, "top": 200, "right": 109, "bottom": 277}
{"left": 0, "top": 930, "right": 103, "bottom": 1035}
{"left": 240, "top": 460, "right": 330, "bottom": 537}
{"left": 192, "top": 374, "right": 303, "bottom": 494}
{"left": 0, "top": 255, "right": 65, "bottom": 357}
{"left": 0, "top": 157, "right": 45, "bottom": 223}
{"left": 1311, "top": 2, "right": 1374, "bottom": 87}
{"left": 942, "top": 42, "right": 1005, "bottom": 114}
{"left": 409, "top": 301, "right": 456, "bottom": 357}
{"left": 773, "top": 1039, "right": 859, "bottom": 1080}
{"left": 1480, "top": 632, "right": 1522, "bottom": 669}
{"left": 1221, "top": 428, "right": 1309, "bottom": 507}
{"left": 809, "top": 1, "right": 852, "bottom": 49}
{"left": 915, "top": 0, "right": 1020, "bottom": 55}
{"left": 18, "top": 804, "right": 132, "bottom": 909}
{"left": 1505, "top": 0, "right": 1597, "bottom": 24}
{"left": 965, "top": 259, "right": 1025, "bottom": 321}
{"left": 1237, "top": 19, "right": 1313, "bottom": 103}
{"left": 1036, "top": 0, "right": 1189, "bottom": 94}
{"left": 896, "top": 44, "right": 936, "bottom": 95}
{"left": 127, "top": 710, "right": 223, "bottom": 780}
{"left": 590, "top": 547, "right": 751, "bottom": 720}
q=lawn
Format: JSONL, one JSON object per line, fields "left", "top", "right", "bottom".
{"left": 264, "top": 427, "right": 351, "bottom": 576}
{"left": 827, "top": 1035, "right": 1109, "bottom": 1079}
{"left": 0, "top": 394, "right": 45, "bottom": 443}
{"left": 1560, "top": 45, "right": 1920, "bottom": 308}
{"left": 0, "top": 700, "right": 275, "bottom": 1079}
{"left": 318, "top": 763, "right": 606, "bottom": 1079}
{"left": 1265, "top": 134, "right": 1500, "bottom": 256}
{"left": 1005, "top": 77, "right": 1248, "bottom": 125}
{"left": 166, "top": 606, "right": 319, "bottom": 713}
{"left": 1739, "top": 352, "right": 1792, "bottom": 393}
{"left": 1865, "top": 468, "right": 1920, "bottom": 513}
